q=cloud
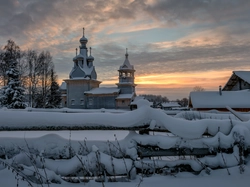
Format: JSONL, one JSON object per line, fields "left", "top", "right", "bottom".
{"left": 144, "top": 0, "right": 250, "bottom": 26}
{"left": 1, "top": 0, "right": 250, "bottom": 99}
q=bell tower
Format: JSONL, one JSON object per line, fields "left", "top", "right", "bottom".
{"left": 116, "top": 49, "right": 137, "bottom": 94}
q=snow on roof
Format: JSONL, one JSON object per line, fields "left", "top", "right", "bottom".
{"left": 119, "top": 58, "right": 134, "bottom": 70}
{"left": 161, "top": 102, "right": 181, "bottom": 108}
{"left": 234, "top": 71, "right": 250, "bottom": 84}
{"left": 190, "top": 90, "right": 250, "bottom": 108}
{"left": 84, "top": 87, "right": 120, "bottom": 94}
{"left": 60, "top": 82, "right": 67, "bottom": 90}
{"left": 64, "top": 77, "right": 100, "bottom": 82}
{"left": 130, "top": 96, "right": 146, "bottom": 105}
{"left": 116, "top": 93, "right": 134, "bottom": 99}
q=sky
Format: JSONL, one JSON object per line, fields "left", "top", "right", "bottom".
{"left": 0, "top": 0, "right": 250, "bottom": 100}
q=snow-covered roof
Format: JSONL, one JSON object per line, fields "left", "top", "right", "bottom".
{"left": 161, "top": 102, "right": 181, "bottom": 108}
{"left": 119, "top": 52, "right": 134, "bottom": 70}
{"left": 130, "top": 96, "right": 145, "bottom": 105}
{"left": 76, "top": 54, "right": 84, "bottom": 59}
{"left": 116, "top": 93, "right": 134, "bottom": 99}
{"left": 84, "top": 87, "right": 120, "bottom": 94}
{"left": 190, "top": 90, "right": 250, "bottom": 108}
{"left": 64, "top": 77, "right": 100, "bottom": 81}
{"left": 60, "top": 82, "right": 67, "bottom": 90}
{"left": 223, "top": 71, "right": 250, "bottom": 91}
{"left": 234, "top": 71, "right": 250, "bottom": 84}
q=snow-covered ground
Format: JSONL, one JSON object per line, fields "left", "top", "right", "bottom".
{"left": 0, "top": 99, "right": 250, "bottom": 186}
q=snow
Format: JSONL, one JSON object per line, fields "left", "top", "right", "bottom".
{"left": 84, "top": 87, "right": 120, "bottom": 94}
{"left": 60, "top": 82, "right": 67, "bottom": 90}
{"left": 0, "top": 99, "right": 250, "bottom": 186}
{"left": 234, "top": 71, "right": 250, "bottom": 84}
{"left": 116, "top": 93, "right": 134, "bottom": 99}
{"left": 161, "top": 102, "right": 181, "bottom": 108}
{"left": 190, "top": 90, "right": 250, "bottom": 108}
{"left": 119, "top": 57, "right": 134, "bottom": 70}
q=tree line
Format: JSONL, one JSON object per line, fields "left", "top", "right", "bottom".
{"left": 139, "top": 94, "right": 189, "bottom": 107}
{"left": 0, "top": 39, "right": 61, "bottom": 109}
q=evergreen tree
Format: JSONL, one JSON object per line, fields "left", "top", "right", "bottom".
{"left": 0, "top": 59, "right": 26, "bottom": 108}
{"left": 46, "top": 69, "right": 61, "bottom": 108}
{"left": 0, "top": 40, "right": 21, "bottom": 86}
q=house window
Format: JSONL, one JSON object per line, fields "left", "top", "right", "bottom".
{"left": 122, "top": 100, "right": 125, "bottom": 104}
{"left": 71, "top": 99, "right": 75, "bottom": 105}
{"left": 80, "top": 98, "right": 84, "bottom": 105}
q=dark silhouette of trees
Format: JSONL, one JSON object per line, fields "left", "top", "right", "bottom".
{"left": 0, "top": 40, "right": 62, "bottom": 108}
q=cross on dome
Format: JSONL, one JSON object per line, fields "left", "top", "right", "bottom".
{"left": 125, "top": 48, "right": 128, "bottom": 59}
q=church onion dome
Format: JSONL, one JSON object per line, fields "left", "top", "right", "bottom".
{"left": 79, "top": 28, "right": 88, "bottom": 45}
{"left": 76, "top": 54, "right": 84, "bottom": 59}
{"left": 87, "top": 47, "right": 94, "bottom": 61}
{"left": 88, "top": 55, "right": 94, "bottom": 61}
{"left": 73, "top": 56, "right": 77, "bottom": 62}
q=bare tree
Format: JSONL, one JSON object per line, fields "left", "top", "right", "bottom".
{"left": 193, "top": 86, "right": 205, "bottom": 92}
{"left": 34, "top": 51, "right": 54, "bottom": 108}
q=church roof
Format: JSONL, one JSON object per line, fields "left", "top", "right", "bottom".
{"left": 60, "top": 82, "right": 67, "bottom": 90}
{"left": 189, "top": 90, "right": 250, "bottom": 109}
{"left": 119, "top": 49, "right": 134, "bottom": 70}
{"left": 84, "top": 87, "right": 120, "bottom": 95}
{"left": 116, "top": 93, "right": 134, "bottom": 99}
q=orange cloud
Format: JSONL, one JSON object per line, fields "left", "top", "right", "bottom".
{"left": 96, "top": 70, "right": 232, "bottom": 91}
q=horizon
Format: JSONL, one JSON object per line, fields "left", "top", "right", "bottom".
{"left": 1, "top": 0, "right": 250, "bottom": 100}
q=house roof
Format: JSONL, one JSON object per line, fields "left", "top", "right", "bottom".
{"left": 161, "top": 102, "right": 181, "bottom": 108}
{"left": 223, "top": 71, "right": 250, "bottom": 90}
{"left": 84, "top": 87, "right": 120, "bottom": 95}
{"left": 234, "top": 71, "right": 250, "bottom": 84}
{"left": 190, "top": 90, "right": 250, "bottom": 109}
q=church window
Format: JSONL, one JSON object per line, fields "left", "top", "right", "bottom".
{"left": 71, "top": 99, "right": 75, "bottom": 105}
{"left": 80, "top": 98, "right": 84, "bottom": 105}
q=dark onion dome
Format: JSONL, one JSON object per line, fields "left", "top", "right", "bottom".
{"left": 79, "top": 27, "right": 88, "bottom": 45}
{"left": 88, "top": 47, "right": 94, "bottom": 61}
{"left": 73, "top": 56, "right": 77, "bottom": 62}
{"left": 88, "top": 55, "right": 94, "bottom": 61}
{"left": 76, "top": 54, "right": 84, "bottom": 59}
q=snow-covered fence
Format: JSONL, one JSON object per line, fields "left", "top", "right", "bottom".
{"left": 0, "top": 99, "right": 250, "bottom": 185}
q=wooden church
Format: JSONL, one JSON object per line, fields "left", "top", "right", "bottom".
{"left": 60, "top": 28, "right": 137, "bottom": 109}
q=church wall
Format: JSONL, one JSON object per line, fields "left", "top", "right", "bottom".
{"left": 118, "top": 85, "right": 135, "bottom": 94}
{"left": 116, "top": 99, "right": 131, "bottom": 109}
{"left": 66, "top": 80, "right": 100, "bottom": 109}
{"left": 67, "top": 82, "right": 88, "bottom": 109}
{"left": 119, "top": 77, "right": 134, "bottom": 83}
{"left": 85, "top": 95, "right": 118, "bottom": 109}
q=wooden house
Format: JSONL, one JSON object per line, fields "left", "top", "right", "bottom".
{"left": 189, "top": 71, "right": 250, "bottom": 112}
{"left": 223, "top": 71, "right": 250, "bottom": 91}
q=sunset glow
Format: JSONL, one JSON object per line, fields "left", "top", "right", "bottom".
{"left": 1, "top": 0, "right": 250, "bottom": 99}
